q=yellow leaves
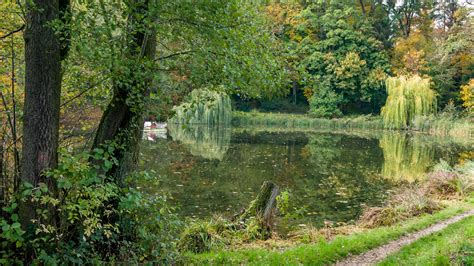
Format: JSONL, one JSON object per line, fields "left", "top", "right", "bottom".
{"left": 391, "top": 31, "right": 431, "bottom": 75}
{"left": 382, "top": 75, "right": 436, "bottom": 129}
{"left": 303, "top": 87, "right": 313, "bottom": 100}
{"left": 265, "top": 2, "right": 304, "bottom": 42}
{"left": 460, "top": 79, "right": 474, "bottom": 112}
{"left": 335, "top": 52, "right": 366, "bottom": 80}
{"left": 402, "top": 50, "right": 429, "bottom": 75}
{"left": 265, "top": 2, "right": 302, "bottom": 27}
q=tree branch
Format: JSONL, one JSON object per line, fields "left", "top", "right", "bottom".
{"left": 155, "top": 50, "right": 194, "bottom": 61}
{"left": 0, "top": 25, "right": 25, "bottom": 39}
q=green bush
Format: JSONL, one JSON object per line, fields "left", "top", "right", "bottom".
{"left": 309, "top": 85, "right": 343, "bottom": 118}
{"left": 0, "top": 149, "right": 181, "bottom": 264}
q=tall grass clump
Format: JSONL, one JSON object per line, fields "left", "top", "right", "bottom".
{"left": 168, "top": 87, "right": 232, "bottom": 126}
{"left": 360, "top": 160, "right": 473, "bottom": 228}
{"left": 424, "top": 160, "right": 474, "bottom": 199}
{"left": 358, "top": 186, "right": 441, "bottom": 228}
{"left": 411, "top": 113, "right": 473, "bottom": 138}
{"left": 382, "top": 75, "right": 436, "bottom": 129}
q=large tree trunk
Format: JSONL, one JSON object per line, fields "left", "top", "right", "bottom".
{"left": 20, "top": 0, "right": 69, "bottom": 233}
{"left": 91, "top": 1, "right": 156, "bottom": 184}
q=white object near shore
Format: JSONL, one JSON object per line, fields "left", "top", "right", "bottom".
{"left": 143, "top": 121, "right": 167, "bottom": 141}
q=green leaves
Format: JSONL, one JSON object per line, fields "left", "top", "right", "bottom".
{"left": 0, "top": 201, "right": 25, "bottom": 252}
{"left": 293, "top": 2, "right": 389, "bottom": 116}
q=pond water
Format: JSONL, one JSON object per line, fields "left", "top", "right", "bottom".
{"left": 140, "top": 125, "right": 472, "bottom": 228}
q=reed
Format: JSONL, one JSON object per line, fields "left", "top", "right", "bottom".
{"left": 411, "top": 115, "right": 473, "bottom": 138}
{"left": 232, "top": 111, "right": 383, "bottom": 130}
{"left": 381, "top": 75, "right": 436, "bottom": 129}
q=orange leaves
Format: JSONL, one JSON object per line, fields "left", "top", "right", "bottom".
{"left": 460, "top": 79, "right": 473, "bottom": 112}
{"left": 391, "top": 31, "right": 431, "bottom": 75}
{"left": 265, "top": 2, "right": 304, "bottom": 42}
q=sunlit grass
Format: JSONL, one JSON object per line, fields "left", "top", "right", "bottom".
{"left": 184, "top": 201, "right": 473, "bottom": 265}
{"left": 378, "top": 215, "right": 474, "bottom": 265}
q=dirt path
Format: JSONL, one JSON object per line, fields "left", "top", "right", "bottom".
{"left": 335, "top": 209, "right": 474, "bottom": 266}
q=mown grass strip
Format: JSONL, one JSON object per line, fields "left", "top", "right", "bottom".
{"left": 378, "top": 215, "right": 474, "bottom": 265}
{"left": 185, "top": 202, "right": 472, "bottom": 265}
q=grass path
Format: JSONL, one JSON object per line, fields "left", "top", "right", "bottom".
{"left": 335, "top": 209, "right": 474, "bottom": 265}
{"left": 185, "top": 204, "right": 472, "bottom": 265}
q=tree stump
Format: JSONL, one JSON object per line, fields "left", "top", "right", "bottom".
{"left": 240, "top": 181, "right": 279, "bottom": 230}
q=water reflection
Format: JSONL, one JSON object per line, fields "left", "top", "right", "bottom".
{"left": 140, "top": 127, "right": 471, "bottom": 226}
{"left": 167, "top": 124, "right": 231, "bottom": 160}
{"left": 380, "top": 133, "right": 435, "bottom": 182}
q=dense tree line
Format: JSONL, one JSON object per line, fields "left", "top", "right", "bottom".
{"left": 0, "top": 0, "right": 472, "bottom": 263}
{"left": 259, "top": 0, "right": 473, "bottom": 116}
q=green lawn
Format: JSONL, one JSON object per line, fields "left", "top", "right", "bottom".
{"left": 185, "top": 202, "right": 473, "bottom": 265}
{"left": 378, "top": 215, "right": 474, "bottom": 265}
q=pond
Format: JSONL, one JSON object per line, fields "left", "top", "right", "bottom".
{"left": 140, "top": 125, "right": 472, "bottom": 228}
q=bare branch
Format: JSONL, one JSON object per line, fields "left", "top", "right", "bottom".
{"left": 0, "top": 25, "right": 25, "bottom": 40}
{"left": 156, "top": 50, "right": 194, "bottom": 61}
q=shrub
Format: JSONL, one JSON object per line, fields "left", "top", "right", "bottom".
{"left": 460, "top": 79, "right": 473, "bottom": 113}
{"left": 0, "top": 150, "right": 181, "bottom": 264}
{"left": 424, "top": 160, "right": 474, "bottom": 199}
{"left": 308, "top": 84, "right": 343, "bottom": 118}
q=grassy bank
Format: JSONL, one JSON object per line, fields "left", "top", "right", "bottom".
{"left": 232, "top": 111, "right": 474, "bottom": 138}
{"left": 232, "top": 111, "right": 384, "bottom": 130}
{"left": 185, "top": 202, "right": 472, "bottom": 265}
{"left": 184, "top": 161, "right": 474, "bottom": 265}
{"left": 379, "top": 214, "right": 474, "bottom": 265}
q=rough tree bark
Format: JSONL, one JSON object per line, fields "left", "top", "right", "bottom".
{"left": 20, "top": 0, "right": 70, "bottom": 232}
{"left": 91, "top": 0, "right": 156, "bottom": 184}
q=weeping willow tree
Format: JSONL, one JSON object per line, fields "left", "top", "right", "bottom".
{"left": 168, "top": 87, "right": 232, "bottom": 160}
{"left": 379, "top": 133, "right": 435, "bottom": 182}
{"left": 168, "top": 88, "right": 232, "bottom": 125}
{"left": 381, "top": 75, "right": 436, "bottom": 129}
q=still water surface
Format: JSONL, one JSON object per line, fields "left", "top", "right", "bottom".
{"left": 140, "top": 126, "right": 472, "bottom": 227}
